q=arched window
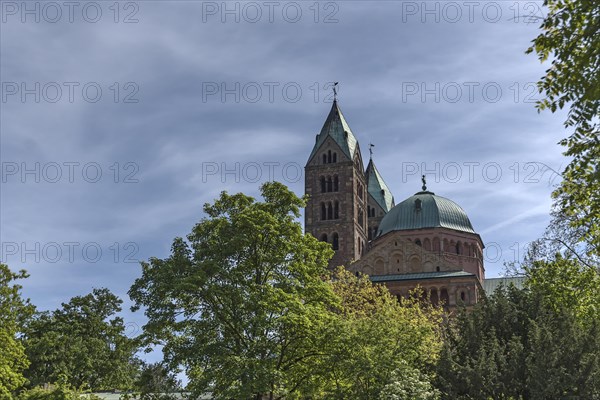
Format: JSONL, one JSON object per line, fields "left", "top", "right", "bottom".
{"left": 332, "top": 233, "right": 339, "bottom": 250}
{"left": 327, "top": 150, "right": 332, "bottom": 163}
{"left": 327, "top": 176, "right": 333, "bottom": 192}
{"left": 415, "top": 239, "right": 422, "bottom": 247}
{"left": 332, "top": 152, "right": 337, "bottom": 163}
{"left": 327, "top": 202, "right": 333, "bottom": 220}
{"left": 424, "top": 238, "right": 431, "bottom": 251}
{"left": 321, "top": 203, "right": 326, "bottom": 220}
{"left": 333, "top": 175, "right": 339, "bottom": 191}
{"left": 320, "top": 176, "right": 326, "bottom": 193}
{"left": 334, "top": 201, "right": 339, "bottom": 219}
{"left": 322, "top": 154, "right": 327, "bottom": 164}
{"left": 358, "top": 210, "right": 364, "bottom": 225}
{"left": 440, "top": 288, "right": 449, "bottom": 305}
{"left": 320, "top": 233, "right": 328, "bottom": 242}
{"left": 455, "top": 242, "right": 461, "bottom": 255}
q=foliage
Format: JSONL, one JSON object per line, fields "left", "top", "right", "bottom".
{"left": 0, "top": 264, "right": 35, "bottom": 399}
{"left": 126, "top": 362, "right": 187, "bottom": 400}
{"left": 320, "top": 269, "right": 443, "bottom": 399}
{"left": 129, "top": 182, "right": 337, "bottom": 400}
{"left": 379, "top": 361, "right": 440, "bottom": 400}
{"left": 15, "top": 377, "right": 103, "bottom": 400}
{"left": 22, "top": 288, "right": 139, "bottom": 391}
{"left": 527, "top": 0, "right": 600, "bottom": 254}
{"left": 437, "top": 257, "right": 600, "bottom": 399}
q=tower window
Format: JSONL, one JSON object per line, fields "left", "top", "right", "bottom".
{"left": 328, "top": 150, "right": 332, "bottom": 163}
{"left": 327, "top": 202, "right": 333, "bottom": 220}
{"left": 321, "top": 203, "right": 326, "bottom": 221}
{"left": 332, "top": 152, "right": 337, "bottom": 163}
{"left": 334, "top": 201, "right": 339, "bottom": 219}
{"left": 333, "top": 175, "right": 339, "bottom": 192}
{"left": 322, "top": 154, "right": 327, "bottom": 164}
{"left": 327, "top": 176, "right": 333, "bottom": 192}
{"left": 320, "top": 176, "right": 326, "bottom": 193}
{"left": 332, "top": 233, "right": 339, "bottom": 250}
{"left": 415, "top": 199, "right": 422, "bottom": 211}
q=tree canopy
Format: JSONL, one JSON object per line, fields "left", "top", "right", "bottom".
{"left": 527, "top": 0, "right": 600, "bottom": 255}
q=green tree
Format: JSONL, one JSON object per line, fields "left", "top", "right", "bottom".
{"left": 22, "top": 288, "right": 138, "bottom": 391}
{"left": 0, "top": 264, "right": 34, "bottom": 399}
{"left": 527, "top": 0, "right": 600, "bottom": 254}
{"left": 380, "top": 361, "right": 440, "bottom": 400}
{"left": 319, "top": 268, "right": 443, "bottom": 399}
{"left": 129, "top": 182, "right": 338, "bottom": 400}
{"left": 437, "top": 257, "right": 600, "bottom": 399}
{"left": 131, "top": 362, "right": 186, "bottom": 400}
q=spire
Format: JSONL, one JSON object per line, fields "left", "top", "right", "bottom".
{"left": 306, "top": 99, "right": 359, "bottom": 164}
{"left": 365, "top": 157, "right": 395, "bottom": 212}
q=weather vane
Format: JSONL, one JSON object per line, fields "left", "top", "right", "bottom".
{"left": 333, "top": 82, "right": 339, "bottom": 101}
{"left": 369, "top": 143, "right": 375, "bottom": 158}
{"left": 422, "top": 175, "right": 427, "bottom": 191}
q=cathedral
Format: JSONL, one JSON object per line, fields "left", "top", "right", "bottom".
{"left": 304, "top": 98, "right": 520, "bottom": 309}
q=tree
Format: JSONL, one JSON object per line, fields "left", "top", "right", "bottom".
{"left": 380, "top": 361, "right": 440, "bottom": 400}
{"left": 437, "top": 256, "right": 600, "bottom": 399}
{"left": 0, "top": 264, "right": 34, "bottom": 398}
{"left": 22, "top": 288, "right": 138, "bottom": 391}
{"left": 131, "top": 362, "right": 186, "bottom": 400}
{"left": 527, "top": 0, "right": 600, "bottom": 254}
{"left": 319, "top": 268, "right": 443, "bottom": 399}
{"left": 129, "top": 182, "right": 338, "bottom": 400}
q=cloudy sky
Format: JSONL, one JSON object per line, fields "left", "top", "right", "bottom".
{"left": 2, "top": 0, "right": 567, "bottom": 352}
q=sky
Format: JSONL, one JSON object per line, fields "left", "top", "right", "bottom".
{"left": 1, "top": 0, "right": 568, "bottom": 360}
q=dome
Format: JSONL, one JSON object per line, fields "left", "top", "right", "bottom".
{"left": 377, "top": 191, "right": 475, "bottom": 237}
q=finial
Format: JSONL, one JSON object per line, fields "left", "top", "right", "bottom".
{"left": 333, "top": 82, "right": 339, "bottom": 101}
{"left": 421, "top": 175, "right": 427, "bottom": 191}
{"left": 369, "top": 143, "right": 374, "bottom": 159}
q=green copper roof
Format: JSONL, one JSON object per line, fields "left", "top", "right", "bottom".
{"left": 307, "top": 100, "right": 358, "bottom": 163}
{"left": 366, "top": 159, "right": 395, "bottom": 212}
{"left": 377, "top": 191, "right": 475, "bottom": 236}
{"left": 482, "top": 277, "right": 526, "bottom": 295}
{"left": 370, "top": 270, "right": 475, "bottom": 283}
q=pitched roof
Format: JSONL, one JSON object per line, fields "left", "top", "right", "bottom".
{"left": 482, "top": 276, "right": 526, "bottom": 295}
{"left": 366, "top": 158, "right": 395, "bottom": 212}
{"left": 307, "top": 100, "right": 359, "bottom": 163}
{"left": 369, "top": 270, "right": 475, "bottom": 283}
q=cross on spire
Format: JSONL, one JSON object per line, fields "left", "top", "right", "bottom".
{"left": 332, "top": 82, "right": 339, "bottom": 101}
{"left": 369, "top": 143, "right": 375, "bottom": 159}
{"left": 422, "top": 175, "right": 427, "bottom": 191}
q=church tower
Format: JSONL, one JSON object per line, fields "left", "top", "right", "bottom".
{"left": 365, "top": 156, "right": 395, "bottom": 242}
{"left": 305, "top": 100, "right": 368, "bottom": 268}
